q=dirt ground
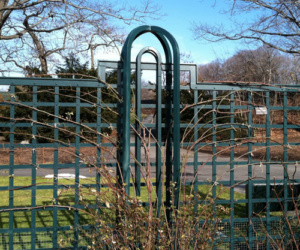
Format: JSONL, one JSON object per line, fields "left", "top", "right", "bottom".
{"left": 1, "top": 128, "right": 300, "bottom": 165}
{"left": 0, "top": 131, "right": 118, "bottom": 165}
{"left": 202, "top": 128, "right": 300, "bottom": 161}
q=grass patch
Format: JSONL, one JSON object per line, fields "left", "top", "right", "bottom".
{"left": 0, "top": 176, "right": 247, "bottom": 229}
{"left": 130, "top": 113, "right": 148, "bottom": 124}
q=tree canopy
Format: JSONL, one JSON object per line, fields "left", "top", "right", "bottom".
{"left": 198, "top": 45, "right": 300, "bottom": 84}
{"left": 55, "top": 53, "right": 97, "bottom": 78}
{"left": 193, "top": 1, "right": 300, "bottom": 55}
{"left": 0, "top": 0, "right": 160, "bottom": 76}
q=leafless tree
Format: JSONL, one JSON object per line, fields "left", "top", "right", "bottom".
{"left": 221, "top": 45, "right": 283, "bottom": 83}
{"left": 180, "top": 52, "right": 194, "bottom": 85}
{"left": 0, "top": 0, "right": 160, "bottom": 75}
{"left": 198, "top": 59, "right": 223, "bottom": 82}
{"left": 277, "top": 54, "right": 300, "bottom": 85}
{"left": 198, "top": 45, "right": 297, "bottom": 85}
{"left": 192, "top": 0, "right": 300, "bottom": 55}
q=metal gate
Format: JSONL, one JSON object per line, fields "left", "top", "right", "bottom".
{"left": 0, "top": 25, "right": 299, "bottom": 249}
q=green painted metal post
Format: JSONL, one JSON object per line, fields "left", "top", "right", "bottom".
{"left": 193, "top": 89, "right": 199, "bottom": 205}
{"left": 247, "top": 91, "right": 253, "bottom": 248}
{"left": 135, "top": 50, "right": 143, "bottom": 198}
{"left": 53, "top": 85, "right": 59, "bottom": 249}
{"left": 118, "top": 26, "right": 181, "bottom": 214}
{"left": 74, "top": 86, "right": 81, "bottom": 248}
{"left": 230, "top": 92, "right": 235, "bottom": 250}
{"left": 165, "top": 64, "right": 173, "bottom": 220}
{"left": 1, "top": 76, "right": 300, "bottom": 249}
{"left": 212, "top": 90, "right": 217, "bottom": 249}
{"left": 155, "top": 53, "right": 163, "bottom": 217}
{"left": 9, "top": 85, "right": 15, "bottom": 250}
{"left": 283, "top": 91, "right": 288, "bottom": 246}
{"left": 96, "top": 83, "right": 102, "bottom": 209}
{"left": 136, "top": 47, "right": 163, "bottom": 215}
{"left": 266, "top": 91, "right": 271, "bottom": 250}
{"left": 31, "top": 85, "right": 37, "bottom": 250}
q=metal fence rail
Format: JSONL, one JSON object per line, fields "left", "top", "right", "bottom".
{"left": 0, "top": 78, "right": 105, "bottom": 249}
{"left": 100, "top": 58, "right": 300, "bottom": 249}
{"left": 184, "top": 84, "right": 300, "bottom": 249}
{"left": 0, "top": 71, "right": 300, "bottom": 249}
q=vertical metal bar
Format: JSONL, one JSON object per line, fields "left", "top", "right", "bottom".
{"left": 117, "top": 64, "right": 125, "bottom": 192}
{"left": 212, "top": 91, "right": 217, "bottom": 203}
{"left": 136, "top": 47, "right": 163, "bottom": 215}
{"left": 94, "top": 80, "right": 102, "bottom": 244}
{"left": 172, "top": 43, "right": 181, "bottom": 214}
{"left": 9, "top": 85, "right": 15, "bottom": 250}
{"left": 230, "top": 92, "right": 235, "bottom": 250}
{"left": 247, "top": 91, "right": 253, "bottom": 248}
{"left": 119, "top": 26, "right": 181, "bottom": 213}
{"left": 283, "top": 91, "right": 288, "bottom": 245}
{"left": 193, "top": 89, "right": 199, "bottom": 246}
{"left": 265, "top": 91, "right": 271, "bottom": 250}
{"left": 135, "top": 57, "right": 142, "bottom": 198}
{"left": 97, "top": 62, "right": 105, "bottom": 200}
{"left": 165, "top": 64, "right": 172, "bottom": 220}
{"left": 120, "top": 38, "right": 131, "bottom": 196}
{"left": 74, "top": 86, "right": 81, "bottom": 248}
{"left": 31, "top": 85, "right": 37, "bottom": 250}
{"left": 96, "top": 83, "right": 102, "bottom": 209}
{"left": 212, "top": 90, "right": 217, "bottom": 249}
{"left": 53, "top": 85, "right": 59, "bottom": 249}
{"left": 156, "top": 56, "right": 162, "bottom": 217}
{"left": 193, "top": 89, "right": 199, "bottom": 205}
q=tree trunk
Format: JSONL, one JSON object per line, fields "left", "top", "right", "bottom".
{"left": 23, "top": 17, "right": 48, "bottom": 74}
{"left": 90, "top": 45, "right": 95, "bottom": 70}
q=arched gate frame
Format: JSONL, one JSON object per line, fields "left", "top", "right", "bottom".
{"left": 98, "top": 25, "right": 197, "bottom": 215}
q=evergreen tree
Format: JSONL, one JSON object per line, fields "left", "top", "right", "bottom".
{"left": 1, "top": 54, "right": 134, "bottom": 143}
{"left": 56, "top": 53, "right": 97, "bottom": 79}
{"left": 55, "top": 54, "right": 119, "bottom": 141}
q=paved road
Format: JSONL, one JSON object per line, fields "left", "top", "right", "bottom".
{"left": 4, "top": 136, "right": 299, "bottom": 194}
{"left": 2, "top": 114, "right": 300, "bottom": 194}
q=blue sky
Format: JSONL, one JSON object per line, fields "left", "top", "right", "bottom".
{"left": 1, "top": 0, "right": 253, "bottom": 81}
{"left": 103, "top": 0, "right": 251, "bottom": 65}
{"left": 0, "top": 0, "right": 258, "bottom": 91}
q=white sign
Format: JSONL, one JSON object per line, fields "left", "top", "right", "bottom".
{"left": 45, "top": 173, "right": 87, "bottom": 179}
{"left": 255, "top": 107, "right": 267, "bottom": 115}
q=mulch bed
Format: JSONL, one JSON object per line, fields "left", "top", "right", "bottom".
{"left": 1, "top": 129, "right": 299, "bottom": 165}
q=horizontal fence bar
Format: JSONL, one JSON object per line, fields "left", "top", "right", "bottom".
{"left": 1, "top": 75, "right": 300, "bottom": 249}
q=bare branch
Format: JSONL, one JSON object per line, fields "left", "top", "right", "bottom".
{"left": 0, "top": 0, "right": 161, "bottom": 74}
{"left": 192, "top": 0, "right": 300, "bottom": 55}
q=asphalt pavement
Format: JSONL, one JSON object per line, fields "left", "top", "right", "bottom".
{"left": 2, "top": 114, "right": 299, "bottom": 195}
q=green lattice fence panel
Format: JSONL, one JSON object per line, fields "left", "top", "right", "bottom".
{"left": 0, "top": 78, "right": 113, "bottom": 249}
{"left": 1, "top": 74, "right": 300, "bottom": 249}
{"left": 183, "top": 83, "right": 300, "bottom": 249}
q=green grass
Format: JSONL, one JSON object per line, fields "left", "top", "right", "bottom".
{"left": 130, "top": 113, "right": 148, "bottom": 124}
{"left": 0, "top": 176, "right": 247, "bottom": 229}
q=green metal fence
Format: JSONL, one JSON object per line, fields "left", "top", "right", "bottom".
{"left": 0, "top": 26, "right": 300, "bottom": 249}
{"left": 1, "top": 73, "right": 300, "bottom": 249}
{"left": 1, "top": 76, "right": 300, "bottom": 249}
{"left": 99, "top": 59, "right": 300, "bottom": 249}
{"left": 0, "top": 78, "right": 104, "bottom": 249}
